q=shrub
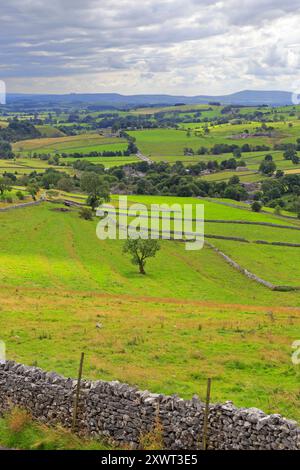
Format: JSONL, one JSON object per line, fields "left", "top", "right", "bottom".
{"left": 274, "top": 205, "right": 282, "bottom": 215}
{"left": 16, "top": 191, "right": 25, "bottom": 200}
{"left": 139, "top": 415, "right": 164, "bottom": 450}
{"left": 79, "top": 207, "right": 93, "bottom": 220}
{"left": 7, "top": 407, "right": 31, "bottom": 434}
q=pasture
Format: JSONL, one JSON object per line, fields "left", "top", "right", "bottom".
{"left": 12, "top": 133, "right": 128, "bottom": 155}
{"left": 111, "top": 194, "right": 300, "bottom": 289}
{"left": 128, "top": 122, "right": 300, "bottom": 173}
{"left": 127, "top": 123, "right": 281, "bottom": 157}
{"left": 0, "top": 201, "right": 299, "bottom": 422}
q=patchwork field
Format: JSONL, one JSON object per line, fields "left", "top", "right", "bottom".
{"left": 0, "top": 201, "right": 299, "bottom": 422}
{"left": 1, "top": 101, "right": 300, "bottom": 430}
{"left": 128, "top": 123, "right": 300, "bottom": 176}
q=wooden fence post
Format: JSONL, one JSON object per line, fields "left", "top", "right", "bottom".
{"left": 72, "top": 352, "right": 85, "bottom": 432}
{"left": 202, "top": 378, "right": 212, "bottom": 450}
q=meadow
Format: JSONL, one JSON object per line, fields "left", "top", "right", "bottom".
{"left": 0, "top": 154, "right": 139, "bottom": 176}
{"left": 111, "top": 194, "right": 300, "bottom": 288}
{"left": 0, "top": 408, "right": 113, "bottom": 450}
{"left": 128, "top": 121, "right": 300, "bottom": 177}
{"left": 0, "top": 187, "right": 30, "bottom": 206}
{"left": 127, "top": 122, "right": 293, "bottom": 157}
{"left": 0, "top": 157, "right": 73, "bottom": 177}
{"left": 0, "top": 201, "right": 299, "bottom": 422}
{"left": 12, "top": 133, "right": 128, "bottom": 155}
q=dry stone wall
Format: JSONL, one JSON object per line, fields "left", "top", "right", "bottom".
{"left": 0, "top": 361, "right": 299, "bottom": 450}
{"left": 0, "top": 200, "right": 42, "bottom": 212}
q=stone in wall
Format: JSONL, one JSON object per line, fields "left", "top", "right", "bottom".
{"left": 0, "top": 361, "right": 299, "bottom": 450}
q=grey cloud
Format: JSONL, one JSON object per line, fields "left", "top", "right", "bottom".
{"left": 0, "top": 0, "right": 300, "bottom": 93}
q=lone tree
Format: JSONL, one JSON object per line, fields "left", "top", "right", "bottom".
{"left": 123, "top": 239, "right": 160, "bottom": 275}
{"left": 80, "top": 172, "right": 110, "bottom": 210}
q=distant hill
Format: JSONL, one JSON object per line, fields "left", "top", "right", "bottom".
{"left": 5, "top": 89, "right": 294, "bottom": 108}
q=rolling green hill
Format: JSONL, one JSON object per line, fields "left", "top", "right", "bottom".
{"left": 0, "top": 201, "right": 299, "bottom": 421}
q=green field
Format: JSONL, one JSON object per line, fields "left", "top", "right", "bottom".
{"left": 128, "top": 122, "right": 300, "bottom": 176}
{"left": 111, "top": 195, "right": 300, "bottom": 288}
{"left": 127, "top": 123, "right": 286, "bottom": 157}
{"left": 4, "top": 104, "right": 300, "bottom": 181}
{"left": 0, "top": 157, "right": 74, "bottom": 176}
{"left": 13, "top": 133, "right": 128, "bottom": 155}
{"left": 0, "top": 200, "right": 299, "bottom": 422}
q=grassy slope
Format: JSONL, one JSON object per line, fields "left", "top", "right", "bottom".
{"left": 121, "top": 195, "right": 300, "bottom": 287}
{"left": 0, "top": 159, "right": 74, "bottom": 177}
{"left": 0, "top": 202, "right": 299, "bottom": 421}
{"left": 121, "top": 195, "right": 299, "bottom": 224}
{"left": 127, "top": 123, "right": 284, "bottom": 157}
{"left": 1, "top": 201, "right": 299, "bottom": 300}
{"left": 128, "top": 122, "right": 300, "bottom": 174}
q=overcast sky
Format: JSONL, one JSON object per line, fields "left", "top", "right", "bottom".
{"left": 1, "top": 0, "right": 300, "bottom": 95}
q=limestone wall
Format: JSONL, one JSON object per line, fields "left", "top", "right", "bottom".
{"left": 0, "top": 361, "right": 299, "bottom": 450}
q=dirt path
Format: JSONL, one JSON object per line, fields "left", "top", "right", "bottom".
{"left": 136, "top": 150, "right": 153, "bottom": 164}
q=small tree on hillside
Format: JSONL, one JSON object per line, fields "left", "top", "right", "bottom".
{"left": 27, "top": 184, "right": 39, "bottom": 201}
{"left": 87, "top": 194, "right": 102, "bottom": 210}
{"left": 0, "top": 177, "right": 12, "bottom": 195}
{"left": 79, "top": 207, "right": 93, "bottom": 220}
{"left": 251, "top": 201, "right": 262, "bottom": 212}
{"left": 123, "top": 239, "right": 160, "bottom": 275}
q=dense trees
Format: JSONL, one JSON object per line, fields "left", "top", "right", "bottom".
{"left": 57, "top": 177, "right": 75, "bottom": 192}
{"left": 283, "top": 148, "right": 298, "bottom": 162}
{"left": 259, "top": 159, "right": 276, "bottom": 176}
{"left": 0, "top": 141, "right": 14, "bottom": 159}
{"left": 251, "top": 201, "right": 262, "bottom": 212}
{"left": 0, "top": 120, "right": 40, "bottom": 143}
{"left": 0, "top": 119, "right": 42, "bottom": 161}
